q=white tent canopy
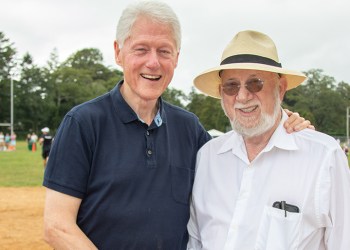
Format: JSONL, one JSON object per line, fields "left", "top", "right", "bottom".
{"left": 207, "top": 129, "right": 224, "bottom": 138}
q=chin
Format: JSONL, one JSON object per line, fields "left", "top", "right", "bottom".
{"left": 140, "top": 91, "right": 162, "bottom": 101}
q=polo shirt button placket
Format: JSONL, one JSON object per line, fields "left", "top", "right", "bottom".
{"left": 145, "top": 130, "right": 155, "bottom": 167}
{"left": 145, "top": 131, "right": 152, "bottom": 156}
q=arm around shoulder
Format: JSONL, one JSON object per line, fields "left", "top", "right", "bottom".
{"left": 43, "top": 188, "right": 98, "bottom": 250}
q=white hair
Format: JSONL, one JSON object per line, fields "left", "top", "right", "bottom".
{"left": 116, "top": 1, "right": 181, "bottom": 51}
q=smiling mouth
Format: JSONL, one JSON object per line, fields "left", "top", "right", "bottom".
{"left": 141, "top": 74, "right": 161, "bottom": 81}
{"left": 237, "top": 105, "right": 258, "bottom": 113}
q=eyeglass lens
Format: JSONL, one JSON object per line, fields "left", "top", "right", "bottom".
{"left": 221, "top": 78, "right": 264, "bottom": 96}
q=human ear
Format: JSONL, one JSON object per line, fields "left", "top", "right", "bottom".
{"left": 279, "top": 76, "right": 288, "bottom": 101}
{"left": 114, "top": 41, "right": 122, "bottom": 66}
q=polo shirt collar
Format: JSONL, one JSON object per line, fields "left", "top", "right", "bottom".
{"left": 218, "top": 110, "right": 298, "bottom": 158}
{"left": 110, "top": 80, "right": 167, "bottom": 125}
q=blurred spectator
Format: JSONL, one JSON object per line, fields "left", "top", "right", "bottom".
{"left": 31, "top": 132, "right": 38, "bottom": 152}
{"left": 343, "top": 144, "right": 349, "bottom": 156}
{"left": 27, "top": 133, "right": 32, "bottom": 151}
{"left": 5, "top": 133, "right": 10, "bottom": 150}
{"left": 0, "top": 132, "right": 4, "bottom": 151}
{"left": 39, "top": 127, "right": 53, "bottom": 167}
{"left": 8, "top": 132, "right": 17, "bottom": 151}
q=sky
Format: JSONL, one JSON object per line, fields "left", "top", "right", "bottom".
{"left": 1, "top": 0, "right": 349, "bottom": 94}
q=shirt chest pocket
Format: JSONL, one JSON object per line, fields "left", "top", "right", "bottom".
{"left": 255, "top": 206, "right": 302, "bottom": 250}
{"left": 171, "top": 165, "right": 195, "bottom": 205}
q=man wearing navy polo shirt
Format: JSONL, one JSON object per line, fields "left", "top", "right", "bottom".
{"left": 43, "top": 2, "right": 210, "bottom": 249}
{"left": 42, "top": 1, "right": 311, "bottom": 249}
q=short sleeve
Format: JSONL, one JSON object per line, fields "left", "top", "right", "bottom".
{"left": 43, "top": 113, "right": 92, "bottom": 198}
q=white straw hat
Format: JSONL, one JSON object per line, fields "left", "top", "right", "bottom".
{"left": 194, "top": 30, "right": 307, "bottom": 98}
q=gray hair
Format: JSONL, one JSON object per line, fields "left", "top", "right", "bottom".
{"left": 116, "top": 1, "right": 181, "bottom": 51}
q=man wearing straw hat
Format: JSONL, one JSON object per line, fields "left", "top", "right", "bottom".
{"left": 41, "top": 1, "right": 310, "bottom": 248}
{"left": 187, "top": 30, "right": 350, "bottom": 249}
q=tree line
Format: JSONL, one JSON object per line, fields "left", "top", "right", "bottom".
{"left": 0, "top": 32, "right": 349, "bottom": 139}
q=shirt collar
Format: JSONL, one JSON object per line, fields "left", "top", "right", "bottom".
{"left": 154, "top": 110, "right": 163, "bottom": 127}
{"left": 217, "top": 110, "right": 298, "bottom": 157}
{"left": 268, "top": 110, "right": 298, "bottom": 151}
{"left": 110, "top": 80, "right": 166, "bottom": 126}
{"left": 137, "top": 108, "right": 163, "bottom": 127}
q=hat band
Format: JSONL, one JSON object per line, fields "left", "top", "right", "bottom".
{"left": 220, "top": 54, "right": 282, "bottom": 67}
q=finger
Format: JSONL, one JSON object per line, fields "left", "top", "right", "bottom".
{"left": 286, "top": 117, "right": 306, "bottom": 133}
{"left": 307, "top": 124, "right": 316, "bottom": 130}
{"left": 283, "top": 108, "right": 292, "bottom": 115}
{"left": 286, "top": 114, "right": 303, "bottom": 127}
{"left": 290, "top": 112, "right": 300, "bottom": 119}
{"left": 293, "top": 119, "right": 310, "bottom": 132}
{"left": 284, "top": 112, "right": 300, "bottom": 129}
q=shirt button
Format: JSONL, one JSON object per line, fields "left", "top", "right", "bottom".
{"left": 146, "top": 131, "right": 150, "bottom": 136}
{"left": 147, "top": 149, "right": 152, "bottom": 155}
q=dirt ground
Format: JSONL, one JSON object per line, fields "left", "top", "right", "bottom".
{"left": 0, "top": 187, "right": 51, "bottom": 250}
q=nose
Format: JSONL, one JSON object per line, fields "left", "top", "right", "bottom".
{"left": 145, "top": 50, "right": 160, "bottom": 69}
{"left": 235, "top": 84, "right": 253, "bottom": 103}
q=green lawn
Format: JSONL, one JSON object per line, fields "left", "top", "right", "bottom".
{"left": 0, "top": 141, "right": 45, "bottom": 186}
{"left": 0, "top": 140, "right": 349, "bottom": 187}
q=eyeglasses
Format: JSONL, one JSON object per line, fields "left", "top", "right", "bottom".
{"left": 220, "top": 78, "right": 264, "bottom": 96}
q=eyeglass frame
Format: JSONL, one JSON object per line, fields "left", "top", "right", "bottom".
{"left": 218, "top": 72, "right": 282, "bottom": 96}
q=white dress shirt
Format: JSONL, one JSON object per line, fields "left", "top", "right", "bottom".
{"left": 187, "top": 111, "right": 350, "bottom": 250}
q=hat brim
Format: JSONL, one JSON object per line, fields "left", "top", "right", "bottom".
{"left": 194, "top": 63, "right": 307, "bottom": 99}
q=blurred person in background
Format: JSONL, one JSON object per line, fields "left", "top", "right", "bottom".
{"left": 39, "top": 127, "right": 53, "bottom": 167}
{"left": 30, "top": 132, "right": 38, "bottom": 152}
{"left": 0, "top": 132, "right": 4, "bottom": 151}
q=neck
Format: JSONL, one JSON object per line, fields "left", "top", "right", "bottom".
{"left": 120, "top": 84, "right": 158, "bottom": 126}
{"left": 244, "top": 113, "right": 281, "bottom": 162}
{"left": 135, "top": 102, "right": 158, "bottom": 125}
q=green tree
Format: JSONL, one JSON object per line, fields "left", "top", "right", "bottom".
{"left": 162, "top": 87, "right": 187, "bottom": 108}
{"left": 186, "top": 88, "right": 230, "bottom": 132}
{"left": 0, "top": 32, "right": 17, "bottom": 125}
{"left": 284, "top": 69, "right": 349, "bottom": 136}
{"left": 44, "top": 48, "right": 123, "bottom": 130}
{"left": 283, "top": 82, "right": 316, "bottom": 125}
{"left": 16, "top": 53, "right": 47, "bottom": 133}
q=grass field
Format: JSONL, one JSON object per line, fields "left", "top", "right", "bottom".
{"left": 0, "top": 140, "right": 349, "bottom": 187}
{"left": 0, "top": 141, "right": 45, "bottom": 186}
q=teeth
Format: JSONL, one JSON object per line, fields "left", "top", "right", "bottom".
{"left": 141, "top": 74, "right": 161, "bottom": 80}
{"left": 239, "top": 106, "right": 257, "bottom": 113}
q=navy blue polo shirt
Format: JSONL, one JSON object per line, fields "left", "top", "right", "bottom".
{"left": 43, "top": 81, "right": 211, "bottom": 250}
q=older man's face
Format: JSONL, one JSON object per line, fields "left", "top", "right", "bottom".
{"left": 114, "top": 16, "right": 179, "bottom": 102}
{"left": 219, "top": 69, "right": 287, "bottom": 137}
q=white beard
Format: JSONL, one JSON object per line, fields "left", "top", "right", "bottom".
{"left": 226, "top": 87, "right": 281, "bottom": 138}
